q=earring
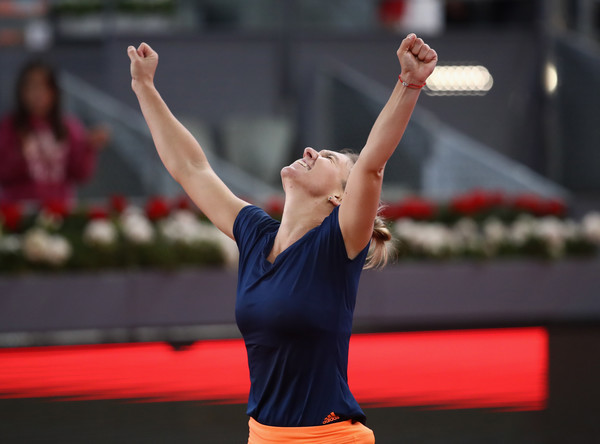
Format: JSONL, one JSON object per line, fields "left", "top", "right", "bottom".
{"left": 328, "top": 196, "right": 333, "bottom": 201}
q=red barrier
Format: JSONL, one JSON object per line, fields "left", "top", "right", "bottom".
{"left": 0, "top": 328, "right": 547, "bottom": 411}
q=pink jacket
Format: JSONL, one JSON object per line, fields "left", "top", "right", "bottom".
{"left": 0, "top": 114, "right": 98, "bottom": 203}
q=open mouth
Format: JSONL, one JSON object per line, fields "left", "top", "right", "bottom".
{"left": 296, "top": 159, "right": 310, "bottom": 170}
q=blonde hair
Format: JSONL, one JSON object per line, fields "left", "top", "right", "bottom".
{"left": 364, "top": 211, "right": 393, "bottom": 269}
{"left": 339, "top": 149, "right": 393, "bottom": 269}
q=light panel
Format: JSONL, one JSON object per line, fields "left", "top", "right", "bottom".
{"left": 425, "top": 65, "right": 494, "bottom": 96}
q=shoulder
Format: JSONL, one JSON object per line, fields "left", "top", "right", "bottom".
{"left": 319, "top": 205, "right": 370, "bottom": 264}
{"left": 314, "top": 206, "right": 343, "bottom": 249}
{"left": 235, "top": 204, "right": 274, "bottom": 225}
{"left": 233, "top": 205, "right": 279, "bottom": 244}
{"left": 319, "top": 205, "right": 341, "bottom": 233}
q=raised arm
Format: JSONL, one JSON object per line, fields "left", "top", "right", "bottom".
{"left": 127, "top": 43, "right": 248, "bottom": 239}
{"left": 339, "top": 34, "right": 437, "bottom": 258}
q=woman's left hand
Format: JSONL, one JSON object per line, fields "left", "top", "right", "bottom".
{"left": 397, "top": 33, "right": 438, "bottom": 86}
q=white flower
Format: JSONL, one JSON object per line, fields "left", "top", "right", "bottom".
{"left": 44, "top": 235, "right": 72, "bottom": 266}
{"left": 120, "top": 207, "right": 154, "bottom": 244}
{"left": 483, "top": 218, "right": 508, "bottom": 245}
{"left": 0, "top": 234, "right": 21, "bottom": 254}
{"left": 536, "top": 217, "right": 566, "bottom": 257}
{"left": 159, "top": 210, "right": 239, "bottom": 267}
{"left": 420, "top": 224, "right": 454, "bottom": 255}
{"left": 159, "top": 210, "right": 212, "bottom": 245}
{"left": 452, "top": 218, "right": 482, "bottom": 251}
{"left": 508, "top": 215, "right": 536, "bottom": 246}
{"left": 393, "top": 219, "right": 422, "bottom": 250}
{"left": 22, "top": 228, "right": 48, "bottom": 262}
{"left": 22, "top": 228, "right": 71, "bottom": 266}
{"left": 393, "top": 219, "right": 419, "bottom": 240}
{"left": 582, "top": 212, "right": 600, "bottom": 244}
{"left": 83, "top": 219, "right": 118, "bottom": 247}
{"left": 393, "top": 220, "right": 454, "bottom": 256}
{"left": 454, "top": 218, "right": 478, "bottom": 237}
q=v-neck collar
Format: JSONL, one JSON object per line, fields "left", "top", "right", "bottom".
{"left": 263, "top": 223, "right": 321, "bottom": 267}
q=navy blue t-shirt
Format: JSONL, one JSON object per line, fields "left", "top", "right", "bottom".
{"left": 233, "top": 204, "right": 370, "bottom": 427}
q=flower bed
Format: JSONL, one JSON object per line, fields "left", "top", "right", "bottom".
{"left": 386, "top": 191, "right": 600, "bottom": 260}
{"left": 0, "top": 195, "right": 237, "bottom": 273}
{"left": 1, "top": 191, "right": 599, "bottom": 273}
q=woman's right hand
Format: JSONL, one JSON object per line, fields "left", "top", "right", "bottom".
{"left": 127, "top": 43, "right": 159, "bottom": 92}
{"left": 396, "top": 33, "right": 437, "bottom": 87}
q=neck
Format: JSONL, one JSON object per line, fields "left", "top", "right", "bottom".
{"left": 267, "top": 194, "right": 333, "bottom": 262}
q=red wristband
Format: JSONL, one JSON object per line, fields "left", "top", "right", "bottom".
{"left": 398, "top": 75, "right": 426, "bottom": 89}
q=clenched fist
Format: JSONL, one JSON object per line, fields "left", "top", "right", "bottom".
{"left": 127, "top": 42, "right": 159, "bottom": 92}
{"left": 397, "top": 33, "right": 438, "bottom": 86}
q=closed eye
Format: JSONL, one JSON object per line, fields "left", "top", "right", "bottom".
{"left": 320, "top": 151, "right": 336, "bottom": 162}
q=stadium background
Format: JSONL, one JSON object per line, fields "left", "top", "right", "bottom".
{"left": 1, "top": 1, "right": 599, "bottom": 443}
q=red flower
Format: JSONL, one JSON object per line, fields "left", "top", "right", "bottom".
{"left": 542, "top": 198, "right": 566, "bottom": 217}
{"left": 380, "top": 203, "right": 401, "bottom": 220}
{"left": 87, "top": 205, "right": 109, "bottom": 220}
{"left": 42, "top": 199, "right": 70, "bottom": 218}
{"left": 0, "top": 201, "right": 23, "bottom": 231}
{"left": 145, "top": 196, "right": 170, "bottom": 221}
{"left": 265, "top": 196, "right": 285, "bottom": 217}
{"left": 173, "top": 195, "right": 192, "bottom": 211}
{"left": 513, "top": 193, "right": 544, "bottom": 215}
{"left": 110, "top": 194, "right": 128, "bottom": 214}
{"left": 398, "top": 197, "right": 436, "bottom": 220}
{"left": 382, "top": 197, "right": 436, "bottom": 221}
{"left": 451, "top": 190, "right": 503, "bottom": 216}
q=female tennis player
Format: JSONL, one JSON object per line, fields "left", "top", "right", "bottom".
{"left": 128, "top": 33, "right": 437, "bottom": 443}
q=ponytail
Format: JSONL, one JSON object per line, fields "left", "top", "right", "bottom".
{"left": 364, "top": 210, "right": 393, "bottom": 270}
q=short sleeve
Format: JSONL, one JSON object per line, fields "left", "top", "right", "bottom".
{"left": 320, "top": 206, "right": 371, "bottom": 267}
{"left": 233, "top": 205, "right": 279, "bottom": 261}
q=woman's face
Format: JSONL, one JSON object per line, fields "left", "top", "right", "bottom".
{"left": 281, "top": 147, "right": 354, "bottom": 200}
{"left": 21, "top": 68, "right": 55, "bottom": 118}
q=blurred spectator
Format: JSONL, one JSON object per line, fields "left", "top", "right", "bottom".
{"left": 0, "top": 0, "right": 49, "bottom": 48}
{"left": 0, "top": 60, "right": 109, "bottom": 204}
